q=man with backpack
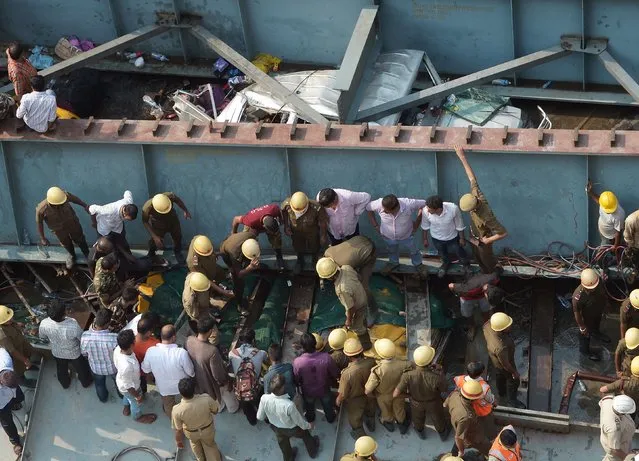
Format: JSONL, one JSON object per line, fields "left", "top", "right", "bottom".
{"left": 229, "top": 329, "right": 268, "bottom": 425}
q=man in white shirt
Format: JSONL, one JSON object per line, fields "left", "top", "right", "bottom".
{"left": 257, "top": 374, "right": 319, "bottom": 461}
{"left": 114, "top": 329, "right": 156, "bottom": 424}
{"left": 0, "top": 367, "right": 24, "bottom": 456}
{"left": 16, "top": 75, "right": 56, "bottom": 133}
{"left": 141, "top": 324, "right": 194, "bottom": 418}
{"left": 317, "top": 188, "right": 370, "bottom": 245}
{"left": 587, "top": 181, "right": 626, "bottom": 247}
{"left": 366, "top": 194, "right": 426, "bottom": 276}
{"left": 422, "top": 195, "right": 470, "bottom": 278}
{"left": 89, "top": 190, "right": 137, "bottom": 254}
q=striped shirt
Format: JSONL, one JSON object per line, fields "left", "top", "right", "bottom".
{"left": 39, "top": 317, "right": 84, "bottom": 360}
{"left": 16, "top": 90, "right": 57, "bottom": 133}
{"left": 81, "top": 328, "right": 118, "bottom": 375}
{"left": 89, "top": 190, "right": 134, "bottom": 236}
{"left": 6, "top": 52, "right": 37, "bottom": 98}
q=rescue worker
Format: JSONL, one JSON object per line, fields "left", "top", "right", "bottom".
{"left": 615, "top": 328, "right": 639, "bottom": 377}
{"left": 572, "top": 268, "right": 611, "bottom": 362}
{"left": 231, "top": 203, "right": 285, "bottom": 270}
{"left": 365, "top": 338, "right": 410, "bottom": 434}
{"left": 620, "top": 290, "right": 639, "bottom": 339}
{"left": 0, "top": 305, "right": 35, "bottom": 387}
{"left": 335, "top": 338, "right": 376, "bottom": 440}
{"left": 483, "top": 313, "right": 526, "bottom": 409}
{"left": 316, "top": 257, "right": 372, "bottom": 349}
{"left": 281, "top": 191, "right": 328, "bottom": 274}
{"left": 182, "top": 272, "right": 229, "bottom": 335}
{"left": 187, "top": 235, "right": 228, "bottom": 284}
{"left": 312, "top": 332, "right": 326, "bottom": 352}
{"left": 323, "top": 236, "right": 376, "bottom": 295}
{"left": 142, "top": 192, "right": 191, "bottom": 262}
{"left": 454, "top": 144, "right": 508, "bottom": 274}
{"left": 453, "top": 362, "right": 496, "bottom": 436}
{"left": 394, "top": 345, "right": 449, "bottom": 440}
{"left": 488, "top": 425, "right": 521, "bottom": 461}
{"left": 328, "top": 328, "right": 350, "bottom": 371}
{"left": 587, "top": 180, "right": 625, "bottom": 247}
{"left": 598, "top": 394, "right": 636, "bottom": 461}
{"left": 220, "top": 233, "right": 261, "bottom": 313}
{"left": 340, "top": 436, "right": 378, "bottom": 461}
{"left": 107, "top": 287, "right": 139, "bottom": 332}
{"left": 449, "top": 272, "right": 500, "bottom": 340}
{"left": 172, "top": 377, "right": 222, "bottom": 461}
{"left": 600, "top": 356, "right": 639, "bottom": 410}
{"left": 93, "top": 253, "right": 124, "bottom": 307}
{"left": 36, "top": 186, "right": 91, "bottom": 269}
{"left": 623, "top": 210, "right": 639, "bottom": 271}
{"left": 444, "top": 380, "right": 492, "bottom": 457}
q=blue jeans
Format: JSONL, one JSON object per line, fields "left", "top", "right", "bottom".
{"left": 94, "top": 373, "right": 122, "bottom": 402}
{"left": 431, "top": 235, "right": 468, "bottom": 265}
{"left": 303, "top": 392, "right": 335, "bottom": 423}
{"left": 384, "top": 236, "right": 422, "bottom": 266}
{"left": 122, "top": 391, "right": 142, "bottom": 420}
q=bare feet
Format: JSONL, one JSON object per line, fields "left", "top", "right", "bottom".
{"left": 123, "top": 406, "right": 131, "bottom": 416}
{"left": 135, "top": 413, "right": 157, "bottom": 424}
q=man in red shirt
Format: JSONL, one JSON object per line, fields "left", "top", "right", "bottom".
{"left": 6, "top": 42, "right": 37, "bottom": 102}
{"left": 449, "top": 272, "right": 503, "bottom": 340}
{"left": 132, "top": 316, "right": 159, "bottom": 394}
{"left": 231, "top": 203, "right": 284, "bottom": 269}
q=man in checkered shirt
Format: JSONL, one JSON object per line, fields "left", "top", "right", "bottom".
{"left": 39, "top": 303, "right": 92, "bottom": 389}
{"left": 81, "top": 309, "right": 121, "bottom": 402}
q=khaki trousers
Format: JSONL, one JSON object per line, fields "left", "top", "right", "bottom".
{"left": 376, "top": 392, "right": 405, "bottom": 423}
{"left": 184, "top": 424, "right": 222, "bottom": 461}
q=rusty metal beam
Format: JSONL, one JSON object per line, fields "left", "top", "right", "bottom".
{"left": 5, "top": 119, "right": 639, "bottom": 155}
{"left": 189, "top": 25, "right": 330, "bottom": 126}
{"left": 527, "top": 282, "right": 554, "bottom": 411}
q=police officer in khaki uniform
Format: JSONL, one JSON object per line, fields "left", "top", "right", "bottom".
{"left": 281, "top": 191, "right": 328, "bottom": 274}
{"left": 142, "top": 192, "right": 191, "bottom": 262}
{"left": 620, "top": 290, "right": 639, "bottom": 338}
{"left": 220, "top": 233, "right": 261, "bottom": 313}
{"left": 601, "top": 356, "right": 639, "bottom": 410}
{"left": 172, "top": 377, "right": 222, "bottom": 461}
{"left": 483, "top": 313, "right": 526, "bottom": 409}
{"left": 615, "top": 328, "right": 639, "bottom": 377}
{"left": 340, "top": 436, "right": 379, "bottom": 461}
{"left": 393, "top": 345, "right": 449, "bottom": 440}
{"left": 36, "top": 186, "right": 91, "bottom": 269}
{"left": 0, "top": 305, "right": 35, "bottom": 386}
{"left": 365, "top": 339, "right": 411, "bottom": 433}
{"left": 323, "top": 235, "right": 376, "bottom": 294}
{"left": 454, "top": 145, "right": 508, "bottom": 274}
{"left": 182, "top": 272, "right": 228, "bottom": 335}
{"left": 329, "top": 328, "right": 350, "bottom": 371}
{"left": 187, "top": 235, "right": 227, "bottom": 282}
{"left": 317, "top": 258, "right": 372, "bottom": 349}
{"left": 598, "top": 394, "right": 636, "bottom": 461}
{"left": 444, "top": 380, "right": 491, "bottom": 457}
{"left": 336, "top": 338, "right": 377, "bottom": 440}
{"left": 572, "top": 268, "right": 611, "bottom": 362}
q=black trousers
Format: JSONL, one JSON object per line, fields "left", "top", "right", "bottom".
{"left": 56, "top": 356, "right": 93, "bottom": 389}
{"left": 0, "top": 386, "right": 24, "bottom": 446}
{"left": 328, "top": 224, "right": 359, "bottom": 246}
{"left": 495, "top": 368, "right": 520, "bottom": 401}
{"left": 240, "top": 399, "right": 259, "bottom": 425}
{"left": 271, "top": 424, "right": 318, "bottom": 461}
{"left": 98, "top": 228, "right": 131, "bottom": 254}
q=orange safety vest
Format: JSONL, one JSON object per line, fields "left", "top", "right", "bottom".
{"left": 453, "top": 375, "right": 493, "bottom": 416}
{"left": 489, "top": 425, "right": 521, "bottom": 461}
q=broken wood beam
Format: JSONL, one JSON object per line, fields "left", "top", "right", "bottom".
{"left": 0, "top": 264, "right": 36, "bottom": 318}
{"left": 527, "top": 281, "right": 555, "bottom": 411}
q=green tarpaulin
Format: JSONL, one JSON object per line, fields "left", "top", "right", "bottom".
{"left": 254, "top": 277, "right": 290, "bottom": 350}
{"left": 149, "top": 268, "right": 188, "bottom": 325}
{"left": 217, "top": 275, "right": 259, "bottom": 349}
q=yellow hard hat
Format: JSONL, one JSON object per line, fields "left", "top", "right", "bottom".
{"left": 441, "top": 456, "right": 464, "bottom": 461}
{"left": 630, "top": 290, "right": 639, "bottom": 309}
{"left": 354, "top": 436, "right": 377, "bottom": 457}
{"left": 290, "top": 191, "right": 309, "bottom": 212}
{"left": 312, "top": 333, "right": 324, "bottom": 351}
{"left": 343, "top": 338, "right": 363, "bottom": 356}
{"left": 316, "top": 257, "right": 338, "bottom": 279}
{"left": 374, "top": 338, "right": 396, "bottom": 359}
{"left": 413, "top": 345, "right": 436, "bottom": 367}
{"left": 152, "top": 193, "right": 172, "bottom": 214}
{"left": 193, "top": 235, "right": 214, "bottom": 256}
{"left": 46, "top": 186, "right": 67, "bottom": 205}
{"left": 490, "top": 312, "right": 513, "bottom": 332}
{"left": 580, "top": 268, "right": 599, "bottom": 290}
{"left": 632, "top": 357, "right": 639, "bottom": 377}
{"left": 599, "top": 191, "right": 618, "bottom": 214}
{"left": 459, "top": 193, "right": 477, "bottom": 212}
{"left": 0, "top": 305, "right": 14, "bottom": 325}
{"left": 328, "top": 328, "right": 348, "bottom": 350}
{"left": 241, "top": 238, "right": 260, "bottom": 260}
{"left": 461, "top": 380, "right": 484, "bottom": 400}
{"left": 625, "top": 328, "right": 639, "bottom": 350}
{"left": 188, "top": 272, "right": 210, "bottom": 292}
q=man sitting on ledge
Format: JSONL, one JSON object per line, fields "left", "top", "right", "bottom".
{"left": 16, "top": 75, "right": 56, "bottom": 133}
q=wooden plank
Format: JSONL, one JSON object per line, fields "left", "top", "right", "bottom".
{"left": 404, "top": 275, "right": 431, "bottom": 355}
{"left": 527, "top": 281, "right": 555, "bottom": 411}
{"left": 281, "top": 275, "right": 316, "bottom": 364}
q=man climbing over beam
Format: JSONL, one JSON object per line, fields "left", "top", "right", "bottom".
{"left": 142, "top": 192, "right": 191, "bottom": 263}
{"left": 231, "top": 203, "right": 284, "bottom": 270}
{"left": 587, "top": 180, "right": 625, "bottom": 247}
{"left": 36, "top": 186, "right": 91, "bottom": 269}
{"left": 454, "top": 145, "right": 508, "bottom": 273}
{"left": 89, "top": 190, "right": 138, "bottom": 254}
